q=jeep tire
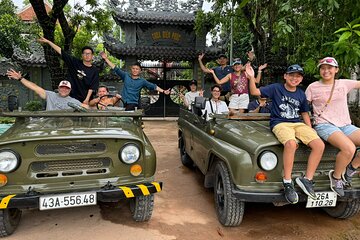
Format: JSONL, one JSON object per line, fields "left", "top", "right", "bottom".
{"left": 214, "top": 161, "right": 244, "bottom": 226}
{"left": 0, "top": 208, "right": 22, "bottom": 237}
{"left": 179, "top": 135, "right": 194, "bottom": 168}
{"left": 323, "top": 198, "right": 360, "bottom": 219}
{"left": 130, "top": 194, "right": 154, "bottom": 222}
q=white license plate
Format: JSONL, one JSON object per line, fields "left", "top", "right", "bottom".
{"left": 306, "top": 191, "right": 337, "bottom": 208}
{"left": 39, "top": 192, "right": 97, "bottom": 210}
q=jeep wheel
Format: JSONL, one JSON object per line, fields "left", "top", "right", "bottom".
{"left": 323, "top": 198, "right": 360, "bottom": 219}
{"left": 130, "top": 194, "right": 154, "bottom": 222}
{"left": 179, "top": 135, "right": 194, "bottom": 168}
{"left": 0, "top": 208, "right": 22, "bottom": 237}
{"left": 214, "top": 161, "right": 244, "bottom": 226}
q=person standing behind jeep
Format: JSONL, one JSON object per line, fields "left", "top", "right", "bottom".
{"left": 198, "top": 53, "right": 232, "bottom": 96}
{"left": 38, "top": 37, "right": 99, "bottom": 105}
{"left": 180, "top": 80, "right": 204, "bottom": 110}
{"left": 6, "top": 69, "right": 85, "bottom": 110}
{"left": 100, "top": 52, "right": 170, "bottom": 111}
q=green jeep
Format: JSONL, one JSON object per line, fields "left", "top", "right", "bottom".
{"left": 0, "top": 107, "right": 162, "bottom": 237}
{"left": 178, "top": 98, "right": 360, "bottom": 226}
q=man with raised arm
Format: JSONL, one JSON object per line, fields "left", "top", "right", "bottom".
{"left": 38, "top": 37, "right": 99, "bottom": 105}
{"left": 100, "top": 52, "right": 171, "bottom": 111}
{"left": 6, "top": 69, "right": 87, "bottom": 110}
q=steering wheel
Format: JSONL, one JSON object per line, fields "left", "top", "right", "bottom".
{"left": 96, "top": 95, "right": 125, "bottom": 110}
{"left": 67, "top": 102, "right": 88, "bottom": 112}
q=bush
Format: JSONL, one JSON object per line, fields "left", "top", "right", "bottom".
{"left": 24, "top": 101, "right": 43, "bottom": 111}
{"left": 0, "top": 117, "right": 15, "bottom": 124}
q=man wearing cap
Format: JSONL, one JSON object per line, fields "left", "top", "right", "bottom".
{"left": 247, "top": 64, "right": 324, "bottom": 205}
{"left": 6, "top": 69, "right": 86, "bottom": 111}
{"left": 198, "top": 53, "right": 233, "bottom": 96}
{"left": 180, "top": 80, "right": 204, "bottom": 110}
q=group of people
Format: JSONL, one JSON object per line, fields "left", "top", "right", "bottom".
{"left": 6, "top": 37, "right": 170, "bottom": 111}
{"left": 6, "top": 39, "right": 360, "bottom": 204}
{"left": 246, "top": 57, "right": 360, "bottom": 204}
{"left": 181, "top": 53, "right": 270, "bottom": 120}
{"left": 185, "top": 53, "right": 360, "bottom": 204}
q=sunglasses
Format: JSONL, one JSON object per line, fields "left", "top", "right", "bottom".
{"left": 212, "top": 90, "right": 221, "bottom": 93}
{"left": 319, "top": 58, "right": 338, "bottom": 65}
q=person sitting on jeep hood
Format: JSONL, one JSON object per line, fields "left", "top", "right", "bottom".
{"left": 6, "top": 69, "right": 87, "bottom": 111}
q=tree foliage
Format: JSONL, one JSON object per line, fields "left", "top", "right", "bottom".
{"left": 196, "top": 0, "right": 360, "bottom": 78}
{"left": 0, "top": 0, "right": 28, "bottom": 58}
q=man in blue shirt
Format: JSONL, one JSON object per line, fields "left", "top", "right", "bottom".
{"left": 100, "top": 52, "right": 170, "bottom": 111}
{"left": 198, "top": 53, "right": 233, "bottom": 95}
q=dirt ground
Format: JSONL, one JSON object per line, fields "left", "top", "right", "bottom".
{"left": 7, "top": 120, "right": 360, "bottom": 240}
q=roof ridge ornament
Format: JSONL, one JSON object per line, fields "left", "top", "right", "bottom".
{"left": 109, "top": 0, "right": 204, "bottom": 13}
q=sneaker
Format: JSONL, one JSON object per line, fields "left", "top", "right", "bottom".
{"left": 341, "top": 164, "right": 358, "bottom": 188}
{"left": 329, "top": 170, "right": 345, "bottom": 197}
{"left": 295, "top": 177, "right": 316, "bottom": 200}
{"left": 283, "top": 182, "right": 299, "bottom": 204}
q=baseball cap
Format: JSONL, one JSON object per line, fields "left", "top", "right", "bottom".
{"left": 58, "top": 80, "right": 71, "bottom": 89}
{"left": 218, "top": 54, "right": 227, "bottom": 59}
{"left": 317, "top": 57, "right": 339, "bottom": 68}
{"left": 232, "top": 60, "right": 242, "bottom": 66}
{"left": 286, "top": 64, "right": 304, "bottom": 75}
{"left": 189, "top": 80, "right": 197, "bottom": 86}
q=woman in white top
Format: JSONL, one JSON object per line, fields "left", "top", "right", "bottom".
{"left": 203, "top": 85, "right": 229, "bottom": 120}
{"left": 181, "top": 80, "right": 204, "bottom": 110}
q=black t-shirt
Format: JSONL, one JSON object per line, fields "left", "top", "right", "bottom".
{"left": 61, "top": 51, "right": 99, "bottom": 102}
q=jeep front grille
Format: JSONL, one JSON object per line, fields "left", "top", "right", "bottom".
{"left": 35, "top": 142, "right": 106, "bottom": 155}
{"left": 293, "top": 161, "right": 335, "bottom": 171}
{"left": 31, "top": 158, "right": 111, "bottom": 178}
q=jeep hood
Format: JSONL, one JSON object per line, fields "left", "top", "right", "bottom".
{"left": 0, "top": 117, "right": 143, "bottom": 144}
{"left": 214, "top": 119, "right": 280, "bottom": 153}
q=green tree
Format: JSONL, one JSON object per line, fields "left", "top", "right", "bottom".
{"left": 0, "top": 0, "right": 27, "bottom": 58}
{"left": 196, "top": 0, "right": 360, "bottom": 78}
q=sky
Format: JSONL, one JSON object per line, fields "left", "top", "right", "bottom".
{"left": 13, "top": 0, "right": 213, "bottom": 12}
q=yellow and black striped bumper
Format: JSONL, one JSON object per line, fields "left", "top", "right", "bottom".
{"left": 0, "top": 182, "right": 162, "bottom": 209}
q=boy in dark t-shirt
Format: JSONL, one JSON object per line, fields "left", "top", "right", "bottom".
{"left": 38, "top": 37, "right": 99, "bottom": 104}
{"left": 247, "top": 64, "right": 324, "bottom": 204}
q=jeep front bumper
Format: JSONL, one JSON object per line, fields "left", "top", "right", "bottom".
{"left": 232, "top": 188, "right": 360, "bottom": 202}
{"left": 0, "top": 182, "right": 162, "bottom": 209}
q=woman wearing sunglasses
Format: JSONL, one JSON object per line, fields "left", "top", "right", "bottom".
{"left": 306, "top": 57, "right": 360, "bottom": 197}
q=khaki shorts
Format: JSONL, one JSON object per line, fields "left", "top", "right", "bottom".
{"left": 272, "top": 122, "right": 320, "bottom": 145}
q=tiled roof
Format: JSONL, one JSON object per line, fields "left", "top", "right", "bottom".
{"left": 0, "top": 58, "right": 22, "bottom": 77}
{"left": 17, "top": 1, "right": 52, "bottom": 22}
{"left": 12, "top": 44, "right": 47, "bottom": 68}
{"left": 113, "top": 11, "right": 195, "bottom": 25}
{"left": 104, "top": 41, "right": 221, "bottom": 61}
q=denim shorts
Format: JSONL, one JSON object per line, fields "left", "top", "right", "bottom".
{"left": 314, "top": 123, "right": 359, "bottom": 141}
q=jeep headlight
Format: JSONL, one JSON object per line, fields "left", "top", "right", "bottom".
{"left": 258, "top": 151, "right": 277, "bottom": 171}
{"left": 120, "top": 144, "right": 140, "bottom": 164}
{"left": 0, "top": 150, "right": 20, "bottom": 173}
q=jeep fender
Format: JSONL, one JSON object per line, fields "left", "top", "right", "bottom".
{"left": 204, "top": 138, "right": 253, "bottom": 188}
